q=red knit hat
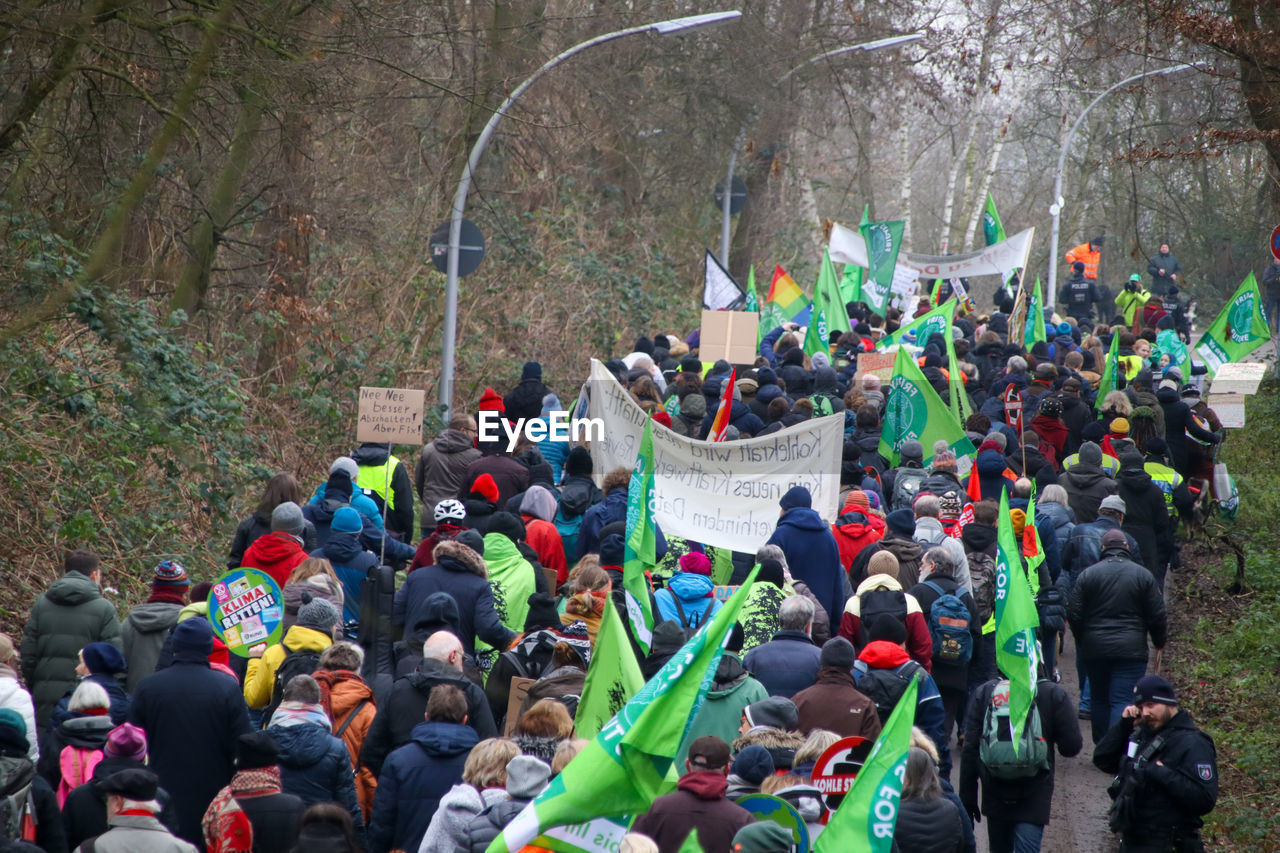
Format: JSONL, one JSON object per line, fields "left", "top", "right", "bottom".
{"left": 652, "top": 411, "right": 673, "bottom": 429}
{"left": 470, "top": 473, "right": 500, "bottom": 504}
{"left": 843, "top": 490, "right": 871, "bottom": 514}
{"left": 477, "top": 387, "right": 505, "bottom": 413}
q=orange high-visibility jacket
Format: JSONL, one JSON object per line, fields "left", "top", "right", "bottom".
{"left": 1065, "top": 242, "right": 1101, "bottom": 279}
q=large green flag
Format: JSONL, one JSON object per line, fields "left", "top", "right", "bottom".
{"left": 814, "top": 676, "right": 918, "bottom": 853}
{"left": 982, "top": 192, "right": 1007, "bottom": 246}
{"left": 816, "top": 248, "right": 851, "bottom": 335}
{"left": 804, "top": 305, "right": 829, "bottom": 360}
{"left": 879, "top": 300, "right": 957, "bottom": 350}
{"left": 574, "top": 600, "right": 645, "bottom": 740}
{"left": 1195, "top": 272, "right": 1270, "bottom": 374}
{"left": 745, "top": 265, "right": 765, "bottom": 348}
{"left": 878, "top": 347, "right": 976, "bottom": 469}
{"left": 995, "top": 490, "right": 1041, "bottom": 754}
{"left": 1024, "top": 277, "right": 1048, "bottom": 345}
{"left": 860, "top": 219, "right": 905, "bottom": 317}
{"left": 840, "top": 204, "right": 871, "bottom": 304}
{"left": 1153, "top": 327, "right": 1191, "bottom": 376}
{"left": 1094, "top": 330, "right": 1122, "bottom": 412}
{"left": 485, "top": 569, "right": 761, "bottom": 853}
{"left": 623, "top": 420, "right": 658, "bottom": 653}
{"left": 945, "top": 332, "right": 972, "bottom": 424}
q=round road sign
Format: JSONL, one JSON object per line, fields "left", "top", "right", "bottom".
{"left": 430, "top": 219, "right": 486, "bottom": 276}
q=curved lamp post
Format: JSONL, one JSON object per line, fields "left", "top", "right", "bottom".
{"left": 1046, "top": 63, "right": 1195, "bottom": 295}
{"left": 439, "top": 10, "right": 742, "bottom": 413}
{"left": 719, "top": 33, "right": 923, "bottom": 265}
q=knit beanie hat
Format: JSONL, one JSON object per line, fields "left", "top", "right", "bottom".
{"left": 930, "top": 441, "right": 957, "bottom": 473}
{"left": 565, "top": 446, "right": 593, "bottom": 477}
{"left": 523, "top": 593, "right": 561, "bottom": 633}
{"left": 758, "top": 559, "right": 786, "bottom": 589}
{"left": 152, "top": 560, "right": 189, "bottom": 588}
{"left": 171, "top": 617, "right": 214, "bottom": 657}
{"left": 104, "top": 723, "right": 148, "bottom": 762}
{"left": 652, "top": 411, "right": 673, "bottom": 429}
{"left": 331, "top": 506, "right": 363, "bottom": 535}
{"left": 779, "top": 486, "right": 812, "bottom": 511}
{"left": 1110, "top": 417, "right": 1130, "bottom": 435}
{"left": 900, "top": 440, "right": 924, "bottom": 464}
{"left": 297, "top": 591, "right": 340, "bottom": 634}
{"left": 455, "top": 529, "right": 485, "bottom": 557}
{"left": 599, "top": 533, "right": 625, "bottom": 567}
{"left": 488, "top": 511, "right": 526, "bottom": 544}
{"left": 82, "top": 642, "right": 127, "bottom": 675}
{"left": 0, "top": 709, "right": 28, "bottom": 754}
{"left": 732, "top": 822, "right": 795, "bottom": 853}
{"left": 679, "top": 552, "right": 713, "bottom": 576}
{"left": 469, "top": 473, "right": 500, "bottom": 504}
{"left": 885, "top": 508, "right": 916, "bottom": 536}
{"left": 324, "top": 469, "right": 354, "bottom": 500}
{"left": 743, "top": 696, "right": 799, "bottom": 731}
{"left": 731, "top": 745, "right": 775, "bottom": 785}
{"left": 329, "top": 456, "right": 360, "bottom": 481}
{"left": 1133, "top": 674, "right": 1178, "bottom": 706}
{"left": 1079, "top": 441, "right": 1103, "bottom": 466}
{"left": 237, "top": 731, "right": 280, "bottom": 770}
{"left": 681, "top": 392, "right": 707, "bottom": 418}
{"left": 868, "top": 550, "right": 900, "bottom": 580}
{"left": 843, "top": 490, "right": 871, "bottom": 514}
{"left": 271, "top": 502, "right": 305, "bottom": 536}
{"left": 477, "top": 387, "right": 506, "bottom": 413}
{"left": 522, "top": 361, "right": 543, "bottom": 381}
{"left": 820, "top": 637, "right": 857, "bottom": 670}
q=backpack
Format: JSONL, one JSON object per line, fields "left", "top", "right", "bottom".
{"left": 966, "top": 550, "right": 997, "bottom": 625}
{"left": 857, "top": 587, "right": 908, "bottom": 647}
{"left": 0, "top": 759, "right": 36, "bottom": 843}
{"left": 265, "top": 646, "right": 323, "bottom": 724}
{"left": 891, "top": 468, "right": 928, "bottom": 512}
{"left": 57, "top": 745, "right": 104, "bottom": 807}
{"left": 858, "top": 659, "right": 923, "bottom": 724}
{"left": 979, "top": 680, "right": 1051, "bottom": 779}
{"left": 921, "top": 580, "right": 973, "bottom": 666}
{"left": 553, "top": 507, "right": 584, "bottom": 565}
{"left": 812, "top": 395, "right": 835, "bottom": 418}
{"left": 667, "top": 594, "right": 702, "bottom": 641}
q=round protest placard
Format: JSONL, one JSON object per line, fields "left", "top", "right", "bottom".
{"left": 733, "top": 794, "right": 810, "bottom": 853}
{"left": 811, "top": 735, "right": 873, "bottom": 813}
{"left": 207, "top": 568, "right": 284, "bottom": 657}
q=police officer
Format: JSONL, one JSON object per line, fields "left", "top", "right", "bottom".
{"left": 1058, "top": 261, "right": 1101, "bottom": 326}
{"left": 1094, "top": 675, "right": 1218, "bottom": 852}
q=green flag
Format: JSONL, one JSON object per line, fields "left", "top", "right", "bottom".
{"left": 1153, "top": 327, "right": 1190, "bottom": 376}
{"left": 1021, "top": 492, "right": 1044, "bottom": 596}
{"left": 878, "top": 347, "right": 976, "bottom": 469}
{"left": 623, "top": 420, "right": 658, "bottom": 653}
{"left": 995, "top": 490, "right": 1041, "bottom": 754}
{"left": 982, "top": 193, "right": 1006, "bottom": 246}
{"left": 1195, "top": 272, "right": 1270, "bottom": 374}
{"left": 574, "top": 600, "right": 645, "bottom": 740}
{"left": 814, "top": 676, "right": 918, "bottom": 853}
{"left": 745, "top": 265, "right": 764, "bottom": 348}
{"left": 859, "top": 219, "right": 905, "bottom": 317}
{"left": 879, "top": 300, "right": 957, "bottom": 350}
{"left": 1094, "top": 330, "right": 1122, "bottom": 413}
{"left": 1024, "top": 277, "right": 1047, "bottom": 345}
{"left": 945, "top": 331, "right": 972, "bottom": 424}
{"left": 840, "top": 205, "right": 871, "bottom": 304}
{"left": 804, "top": 305, "right": 829, "bottom": 360}
{"left": 815, "top": 248, "right": 851, "bottom": 335}
{"left": 485, "top": 569, "right": 762, "bottom": 853}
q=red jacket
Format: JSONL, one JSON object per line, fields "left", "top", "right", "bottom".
{"left": 837, "top": 576, "right": 933, "bottom": 673}
{"left": 1030, "top": 414, "right": 1068, "bottom": 464}
{"left": 240, "top": 531, "right": 307, "bottom": 588}
{"left": 522, "top": 515, "right": 567, "bottom": 587}
{"left": 832, "top": 511, "right": 886, "bottom": 572}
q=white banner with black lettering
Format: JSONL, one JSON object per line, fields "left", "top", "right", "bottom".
{"left": 585, "top": 359, "right": 842, "bottom": 553}
{"left": 829, "top": 223, "right": 1035, "bottom": 280}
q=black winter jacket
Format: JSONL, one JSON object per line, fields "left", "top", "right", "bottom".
{"left": 893, "top": 794, "right": 968, "bottom": 853}
{"left": 960, "top": 678, "right": 1082, "bottom": 826}
{"left": 1067, "top": 548, "right": 1167, "bottom": 661}
{"left": 1060, "top": 463, "right": 1118, "bottom": 524}
{"left": 392, "top": 541, "right": 515, "bottom": 657}
{"left": 909, "top": 575, "right": 981, "bottom": 694}
{"left": 1156, "top": 386, "right": 1219, "bottom": 475}
{"left": 1116, "top": 465, "right": 1171, "bottom": 576}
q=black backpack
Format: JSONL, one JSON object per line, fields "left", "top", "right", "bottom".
{"left": 667, "top": 595, "right": 702, "bottom": 641}
{"left": 857, "top": 587, "right": 908, "bottom": 647}
{"left": 264, "top": 646, "right": 323, "bottom": 724}
{"left": 857, "top": 659, "right": 923, "bottom": 724}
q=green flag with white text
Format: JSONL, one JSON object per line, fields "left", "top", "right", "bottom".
{"left": 804, "top": 305, "right": 829, "bottom": 360}
{"left": 995, "top": 490, "right": 1040, "bottom": 754}
{"left": 879, "top": 300, "right": 957, "bottom": 350}
{"left": 983, "top": 192, "right": 1006, "bottom": 246}
{"left": 574, "top": 599, "right": 645, "bottom": 740}
{"left": 1153, "top": 328, "right": 1190, "bottom": 376}
{"left": 1094, "top": 330, "right": 1122, "bottom": 413}
{"left": 816, "top": 248, "right": 851, "bottom": 335}
{"left": 860, "top": 220, "right": 905, "bottom": 317}
{"left": 1195, "top": 272, "right": 1269, "bottom": 374}
{"left": 485, "top": 570, "right": 762, "bottom": 853}
{"left": 879, "top": 347, "right": 976, "bottom": 469}
{"left": 841, "top": 204, "right": 871, "bottom": 304}
{"left": 623, "top": 420, "right": 657, "bottom": 653}
{"left": 814, "top": 676, "right": 917, "bottom": 853}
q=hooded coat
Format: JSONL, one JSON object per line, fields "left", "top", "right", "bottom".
{"left": 504, "top": 368, "right": 551, "bottom": 422}
{"left": 654, "top": 573, "right": 722, "bottom": 632}
{"left": 121, "top": 601, "right": 184, "bottom": 692}
{"left": 0, "top": 669, "right": 37, "bottom": 763}
{"left": 243, "top": 624, "right": 334, "bottom": 710}
{"left": 313, "top": 668, "right": 378, "bottom": 819}
{"left": 240, "top": 531, "right": 309, "bottom": 589}
{"left": 630, "top": 770, "right": 754, "bottom": 853}
{"left": 792, "top": 666, "right": 883, "bottom": 740}
{"left": 415, "top": 429, "right": 482, "bottom": 526}
{"left": 269, "top": 714, "right": 363, "bottom": 823}
{"left": 698, "top": 399, "right": 767, "bottom": 438}
{"left": 1156, "top": 385, "right": 1219, "bottom": 476}
{"left": 833, "top": 509, "right": 886, "bottom": 573}
{"left": 677, "top": 653, "right": 768, "bottom": 767}
{"left": 394, "top": 541, "right": 514, "bottom": 659}
{"left": 766, "top": 508, "right": 845, "bottom": 637}
{"left": 36, "top": 712, "right": 112, "bottom": 794}
{"left": 849, "top": 533, "right": 924, "bottom": 590}
{"left": 839, "top": 574, "right": 933, "bottom": 673}
{"left": 352, "top": 443, "right": 416, "bottom": 539}
{"left": 310, "top": 533, "right": 379, "bottom": 623}
{"left": 20, "top": 571, "right": 121, "bottom": 729}
{"left": 368, "top": 720, "right": 478, "bottom": 853}
{"left": 1061, "top": 460, "right": 1118, "bottom": 524}
{"left": 1116, "top": 460, "right": 1171, "bottom": 576}
{"left": 418, "top": 784, "right": 507, "bottom": 853}
{"left": 226, "top": 510, "right": 318, "bottom": 569}
{"left": 854, "top": 641, "right": 948, "bottom": 773}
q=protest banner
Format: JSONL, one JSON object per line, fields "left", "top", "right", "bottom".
{"left": 356, "top": 386, "right": 426, "bottom": 445}
{"left": 586, "top": 360, "right": 843, "bottom": 554}
{"left": 829, "top": 222, "right": 1035, "bottom": 280}
{"left": 207, "top": 569, "right": 284, "bottom": 657}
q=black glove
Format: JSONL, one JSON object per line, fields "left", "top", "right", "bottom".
{"left": 963, "top": 801, "right": 981, "bottom": 824}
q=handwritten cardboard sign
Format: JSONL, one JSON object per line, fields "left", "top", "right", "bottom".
{"left": 700, "top": 310, "right": 759, "bottom": 365}
{"left": 357, "top": 386, "right": 426, "bottom": 445}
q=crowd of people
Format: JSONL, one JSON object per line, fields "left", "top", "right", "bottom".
{"left": 5, "top": 262, "right": 1234, "bottom": 853}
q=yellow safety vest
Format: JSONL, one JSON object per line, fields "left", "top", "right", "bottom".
{"left": 357, "top": 456, "right": 400, "bottom": 511}
{"left": 1144, "top": 461, "right": 1183, "bottom": 514}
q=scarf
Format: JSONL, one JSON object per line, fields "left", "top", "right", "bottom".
{"left": 147, "top": 588, "right": 188, "bottom": 606}
{"left": 268, "top": 701, "right": 331, "bottom": 730}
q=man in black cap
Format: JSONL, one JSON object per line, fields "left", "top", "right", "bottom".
{"left": 87, "top": 768, "right": 197, "bottom": 852}
{"left": 1066, "top": 528, "right": 1166, "bottom": 745}
{"left": 631, "top": 735, "right": 754, "bottom": 853}
{"left": 1094, "top": 675, "right": 1218, "bottom": 852}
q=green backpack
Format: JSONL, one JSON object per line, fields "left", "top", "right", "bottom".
{"left": 979, "top": 680, "right": 1051, "bottom": 779}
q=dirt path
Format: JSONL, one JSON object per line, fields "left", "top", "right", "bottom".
{"left": 972, "top": 628, "right": 1118, "bottom": 853}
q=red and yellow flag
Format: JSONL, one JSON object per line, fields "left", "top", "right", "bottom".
{"left": 709, "top": 367, "right": 737, "bottom": 442}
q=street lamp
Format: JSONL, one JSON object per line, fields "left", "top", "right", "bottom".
{"left": 439, "top": 10, "right": 742, "bottom": 413}
{"left": 1046, "top": 63, "right": 1196, "bottom": 296}
{"left": 719, "top": 34, "right": 923, "bottom": 266}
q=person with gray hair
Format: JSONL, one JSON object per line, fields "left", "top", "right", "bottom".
{"left": 742, "top": 596, "right": 823, "bottom": 698}
{"left": 911, "top": 547, "right": 981, "bottom": 746}
{"left": 359, "top": 631, "right": 496, "bottom": 777}
{"left": 912, "top": 495, "right": 972, "bottom": 593}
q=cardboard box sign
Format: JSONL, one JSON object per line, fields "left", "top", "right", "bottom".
{"left": 699, "top": 310, "right": 759, "bottom": 365}
{"left": 356, "top": 386, "right": 426, "bottom": 445}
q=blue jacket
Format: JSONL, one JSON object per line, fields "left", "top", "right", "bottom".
{"left": 654, "top": 573, "right": 722, "bottom": 630}
{"left": 309, "top": 483, "right": 384, "bottom": 529}
{"left": 766, "top": 508, "right": 845, "bottom": 636}
{"left": 369, "top": 720, "right": 478, "bottom": 853}
{"left": 392, "top": 540, "right": 515, "bottom": 656}
{"left": 1057, "top": 517, "right": 1140, "bottom": 595}
{"left": 698, "top": 399, "right": 767, "bottom": 439}
{"left": 311, "top": 534, "right": 379, "bottom": 622}
{"left": 303, "top": 495, "right": 414, "bottom": 566}
{"left": 576, "top": 487, "right": 668, "bottom": 562}
{"left": 742, "top": 630, "right": 823, "bottom": 698}
{"left": 269, "top": 720, "right": 363, "bottom": 834}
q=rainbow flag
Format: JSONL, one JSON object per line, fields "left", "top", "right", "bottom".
{"left": 709, "top": 368, "right": 736, "bottom": 441}
{"left": 767, "top": 266, "right": 810, "bottom": 325}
